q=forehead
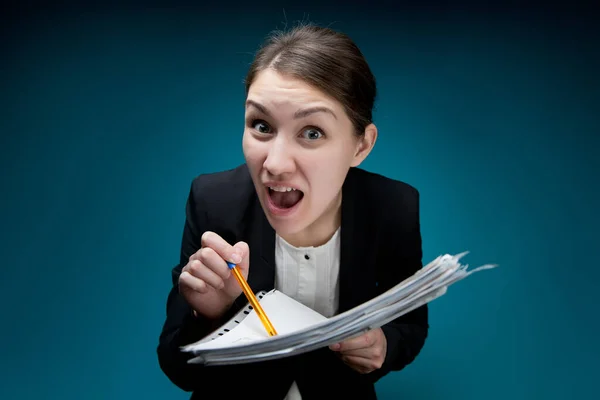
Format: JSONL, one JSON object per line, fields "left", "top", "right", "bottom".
{"left": 247, "top": 69, "right": 342, "bottom": 111}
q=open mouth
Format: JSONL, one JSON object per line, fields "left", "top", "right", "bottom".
{"left": 267, "top": 186, "right": 305, "bottom": 210}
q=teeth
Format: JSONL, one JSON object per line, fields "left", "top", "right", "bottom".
{"left": 269, "top": 186, "right": 296, "bottom": 192}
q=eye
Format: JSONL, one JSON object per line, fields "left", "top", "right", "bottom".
{"left": 251, "top": 119, "right": 272, "bottom": 134}
{"left": 301, "top": 128, "right": 324, "bottom": 140}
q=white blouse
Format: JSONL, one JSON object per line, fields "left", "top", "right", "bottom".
{"left": 274, "top": 227, "right": 341, "bottom": 400}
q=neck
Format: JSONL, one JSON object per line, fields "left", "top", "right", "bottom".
{"left": 280, "top": 192, "right": 342, "bottom": 248}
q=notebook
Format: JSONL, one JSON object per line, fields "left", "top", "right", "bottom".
{"left": 187, "top": 289, "right": 328, "bottom": 351}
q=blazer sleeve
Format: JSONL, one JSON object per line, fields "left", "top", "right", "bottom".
{"left": 366, "top": 185, "right": 429, "bottom": 382}
{"left": 156, "top": 180, "right": 293, "bottom": 395}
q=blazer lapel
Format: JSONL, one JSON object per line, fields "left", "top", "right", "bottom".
{"left": 339, "top": 168, "right": 366, "bottom": 312}
{"left": 245, "top": 195, "right": 276, "bottom": 292}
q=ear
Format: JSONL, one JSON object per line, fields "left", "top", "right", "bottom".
{"left": 350, "top": 123, "right": 378, "bottom": 167}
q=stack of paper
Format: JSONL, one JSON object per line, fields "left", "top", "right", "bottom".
{"left": 181, "top": 252, "right": 497, "bottom": 366}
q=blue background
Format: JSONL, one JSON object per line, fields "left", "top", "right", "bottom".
{"left": 1, "top": 1, "right": 598, "bottom": 399}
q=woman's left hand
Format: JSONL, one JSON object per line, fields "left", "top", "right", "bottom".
{"left": 329, "top": 328, "right": 387, "bottom": 374}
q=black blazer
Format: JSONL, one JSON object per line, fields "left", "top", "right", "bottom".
{"left": 157, "top": 164, "right": 428, "bottom": 400}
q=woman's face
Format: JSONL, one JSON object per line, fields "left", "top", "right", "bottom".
{"left": 242, "top": 68, "right": 376, "bottom": 246}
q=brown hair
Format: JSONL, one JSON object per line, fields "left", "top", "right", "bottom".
{"left": 244, "top": 23, "right": 377, "bottom": 136}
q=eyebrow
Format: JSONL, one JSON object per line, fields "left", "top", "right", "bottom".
{"left": 245, "top": 100, "right": 337, "bottom": 120}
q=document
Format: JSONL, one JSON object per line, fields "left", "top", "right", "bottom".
{"left": 180, "top": 251, "right": 497, "bottom": 365}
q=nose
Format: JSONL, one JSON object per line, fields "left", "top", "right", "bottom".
{"left": 263, "top": 136, "right": 296, "bottom": 177}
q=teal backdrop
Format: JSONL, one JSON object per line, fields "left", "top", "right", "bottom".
{"left": 1, "top": 2, "right": 598, "bottom": 399}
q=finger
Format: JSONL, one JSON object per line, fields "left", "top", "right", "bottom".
{"left": 330, "top": 333, "right": 374, "bottom": 352}
{"left": 200, "top": 231, "right": 242, "bottom": 264}
{"left": 339, "top": 346, "right": 386, "bottom": 368}
{"left": 187, "top": 258, "right": 226, "bottom": 290}
{"left": 232, "top": 241, "right": 250, "bottom": 276}
{"left": 197, "top": 247, "right": 231, "bottom": 281}
{"left": 188, "top": 251, "right": 200, "bottom": 263}
{"left": 338, "top": 347, "right": 376, "bottom": 359}
{"left": 340, "top": 355, "right": 381, "bottom": 374}
{"left": 179, "top": 270, "right": 210, "bottom": 294}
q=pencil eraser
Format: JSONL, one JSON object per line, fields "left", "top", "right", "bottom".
{"left": 226, "top": 262, "right": 236, "bottom": 270}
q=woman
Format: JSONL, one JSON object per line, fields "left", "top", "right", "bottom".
{"left": 157, "top": 24, "right": 428, "bottom": 400}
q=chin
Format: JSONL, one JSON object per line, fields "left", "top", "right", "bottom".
{"left": 267, "top": 215, "right": 309, "bottom": 235}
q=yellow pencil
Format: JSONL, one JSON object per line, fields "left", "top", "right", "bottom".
{"left": 227, "top": 262, "right": 277, "bottom": 336}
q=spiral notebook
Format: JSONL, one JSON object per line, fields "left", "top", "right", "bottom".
{"left": 181, "top": 251, "right": 498, "bottom": 365}
{"left": 185, "top": 289, "right": 328, "bottom": 351}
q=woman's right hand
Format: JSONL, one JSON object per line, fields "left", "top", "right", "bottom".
{"left": 179, "top": 231, "right": 250, "bottom": 320}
